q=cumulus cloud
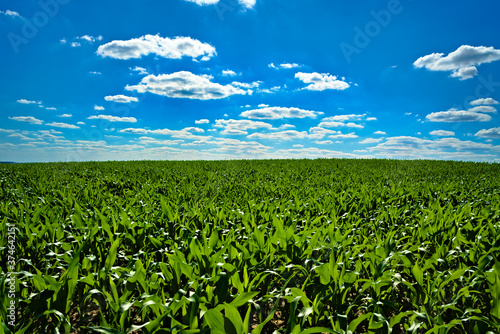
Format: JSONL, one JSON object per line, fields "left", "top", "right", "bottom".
{"left": 195, "top": 119, "right": 209, "bottom": 124}
{"left": 315, "top": 140, "right": 333, "bottom": 145}
{"left": 295, "top": 72, "right": 350, "bottom": 91}
{"left": 322, "top": 114, "right": 366, "bottom": 122}
{"left": 45, "top": 107, "right": 57, "bottom": 111}
{"left": 468, "top": 106, "right": 497, "bottom": 113}
{"left": 374, "top": 131, "right": 387, "bottom": 135}
{"left": 184, "top": 0, "right": 219, "bottom": 5}
{"left": 8, "top": 116, "right": 43, "bottom": 124}
{"left": 222, "top": 70, "right": 237, "bottom": 77}
{"left": 247, "top": 130, "right": 309, "bottom": 141}
{"left": 184, "top": 0, "right": 255, "bottom": 8}
{"left": 240, "top": 106, "right": 319, "bottom": 119}
{"left": 470, "top": 98, "right": 499, "bottom": 106}
{"left": 368, "top": 136, "right": 500, "bottom": 159}
{"left": 449, "top": 66, "right": 478, "bottom": 80}
{"left": 87, "top": 115, "right": 137, "bottom": 123}
{"left": 94, "top": 105, "right": 105, "bottom": 111}
{"left": 360, "top": 138, "right": 383, "bottom": 144}
{"left": 238, "top": 0, "right": 256, "bottom": 9}
{"left": 426, "top": 109, "right": 492, "bottom": 122}
{"left": 183, "top": 127, "right": 205, "bottom": 133}
{"left": 58, "top": 114, "right": 72, "bottom": 118}
{"left": 131, "top": 66, "right": 149, "bottom": 75}
{"left": 97, "top": 35, "right": 216, "bottom": 61}
{"left": 414, "top": 45, "right": 500, "bottom": 80}
{"left": 475, "top": 127, "right": 500, "bottom": 139}
{"left": 214, "top": 119, "right": 272, "bottom": 135}
{"left": 269, "top": 63, "right": 302, "bottom": 69}
{"left": 120, "top": 127, "right": 209, "bottom": 140}
{"left": 17, "top": 99, "right": 41, "bottom": 105}
{"left": 77, "top": 35, "right": 103, "bottom": 43}
{"left": 328, "top": 132, "right": 358, "bottom": 139}
{"left": 231, "top": 81, "right": 261, "bottom": 89}
{"left": 0, "top": 10, "right": 21, "bottom": 17}
{"left": 104, "top": 95, "right": 138, "bottom": 103}
{"left": 125, "top": 71, "right": 248, "bottom": 100}
{"left": 318, "top": 121, "right": 364, "bottom": 129}
{"left": 430, "top": 130, "right": 455, "bottom": 137}
{"left": 46, "top": 122, "right": 80, "bottom": 129}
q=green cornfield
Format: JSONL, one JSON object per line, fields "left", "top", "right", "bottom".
{"left": 1, "top": 159, "right": 500, "bottom": 333}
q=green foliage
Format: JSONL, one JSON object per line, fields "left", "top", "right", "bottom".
{"left": 0, "top": 159, "right": 499, "bottom": 333}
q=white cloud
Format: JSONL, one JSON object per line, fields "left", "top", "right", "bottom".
{"left": 184, "top": 0, "right": 219, "bottom": 5}
{"left": 470, "top": 98, "right": 499, "bottom": 106}
{"left": 367, "top": 136, "right": 500, "bottom": 160}
{"left": 77, "top": 35, "right": 103, "bottom": 43}
{"left": 430, "top": 130, "right": 455, "bottom": 137}
{"left": 0, "top": 10, "right": 21, "bottom": 17}
{"left": 183, "top": 127, "right": 205, "bottom": 133}
{"left": 77, "top": 122, "right": 85, "bottom": 125}
{"left": 449, "top": 66, "right": 478, "bottom": 80}
{"left": 240, "top": 106, "right": 319, "bottom": 119}
{"left": 8, "top": 133, "right": 35, "bottom": 140}
{"left": 360, "top": 138, "right": 383, "bottom": 144}
{"left": 88, "top": 115, "right": 137, "bottom": 123}
{"left": 46, "top": 122, "right": 80, "bottom": 129}
{"left": 258, "top": 104, "right": 269, "bottom": 108}
{"left": 238, "top": 0, "right": 256, "bottom": 9}
{"left": 0, "top": 129, "right": 15, "bottom": 133}
{"left": 231, "top": 81, "right": 261, "bottom": 89}
{"left": 475, "top": 127, "right": 500, "bottom": 139}
{"left": 315, "top": 140, "right": 333, "bottom": 145}
{"left": 374, "top": 131, "right": 387, "bottom": 135}
{"left": 45, "top": 107, "right": 57, "bottom": 111}
{"left": 322, "top": 114, "right": 366, "bottom": 122}
{"left": 58, "top": 114, "right": 72, "bottom": 118}
{"left": 138, "top": 137, "right": 184, "bottom": 145}
{"left": 269, "top": 63, "right": 302, "bottom": 69}
{"left": 120, "top": 127, "right": 209, "bottom": 140}
{"left": 97, "top": 34, "right": 216, "bottom": 61}
{"left": 222, "top": 70, "right": 237, "bottom": 77}
{"left": 90, "top": 71, "right": 102, "bottom": 75}
{"left": 426, "top": 109, "right": 492, "bottom": 122}
{"left": 8, "top": 116, "right": 43, "bottom": 124}
{"left": 126, "top": 71, "right": 248, "bottom": 100}
{"left": 195, "top": 119, "right": 210, "bottom": 124}
{"left": 131, "top": 66, "right": 149, "bottom": 75}
{"left": 17, "top": 99, "right": 40, "bottom": 105}
{"left": 293, "top": 144, "right": 304, "bottom": 148}
{"left": 183, "top": 0, "right": 255, "bottom": 9}
{"left": 94, "top": 105, "right": 105, "bottom": 111}
{"left": 71, "top": 42, "right": 81, "bottom": 48}
{"left": 318, "top": 121, "right": 364, "bottom": 129}
{"left": 468, "top": 106, "right": 497, "bottom": 113}
{"left": 308, "top": 127, "right": 343, "bottom": 139}
{"left": 214, "top": 119, "right": 272, "bottom": 135}
{"left": 247, "top": 130, "right": 309, "bottom": 141}
{"left": 104, "top": 95, "right": 138, "bottom": 103}
{"left": 414, "top": 45, "right": 500, "bottom": 80}
{"left": 328, "top": 132, "right": 358, "bottom": 139}
{"left": 295, "top": 72, "right": 350, "bottom": 91}
{"left": 277, "top": 124, "right": 296, "bottom": 130}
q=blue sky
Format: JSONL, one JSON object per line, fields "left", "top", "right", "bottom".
{"left": 1, "top": 0, "right": 500, "bottom": 162}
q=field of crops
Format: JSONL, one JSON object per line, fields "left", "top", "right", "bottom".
{"left": 1, "top": 159, "right": 500, "bottom": 333}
